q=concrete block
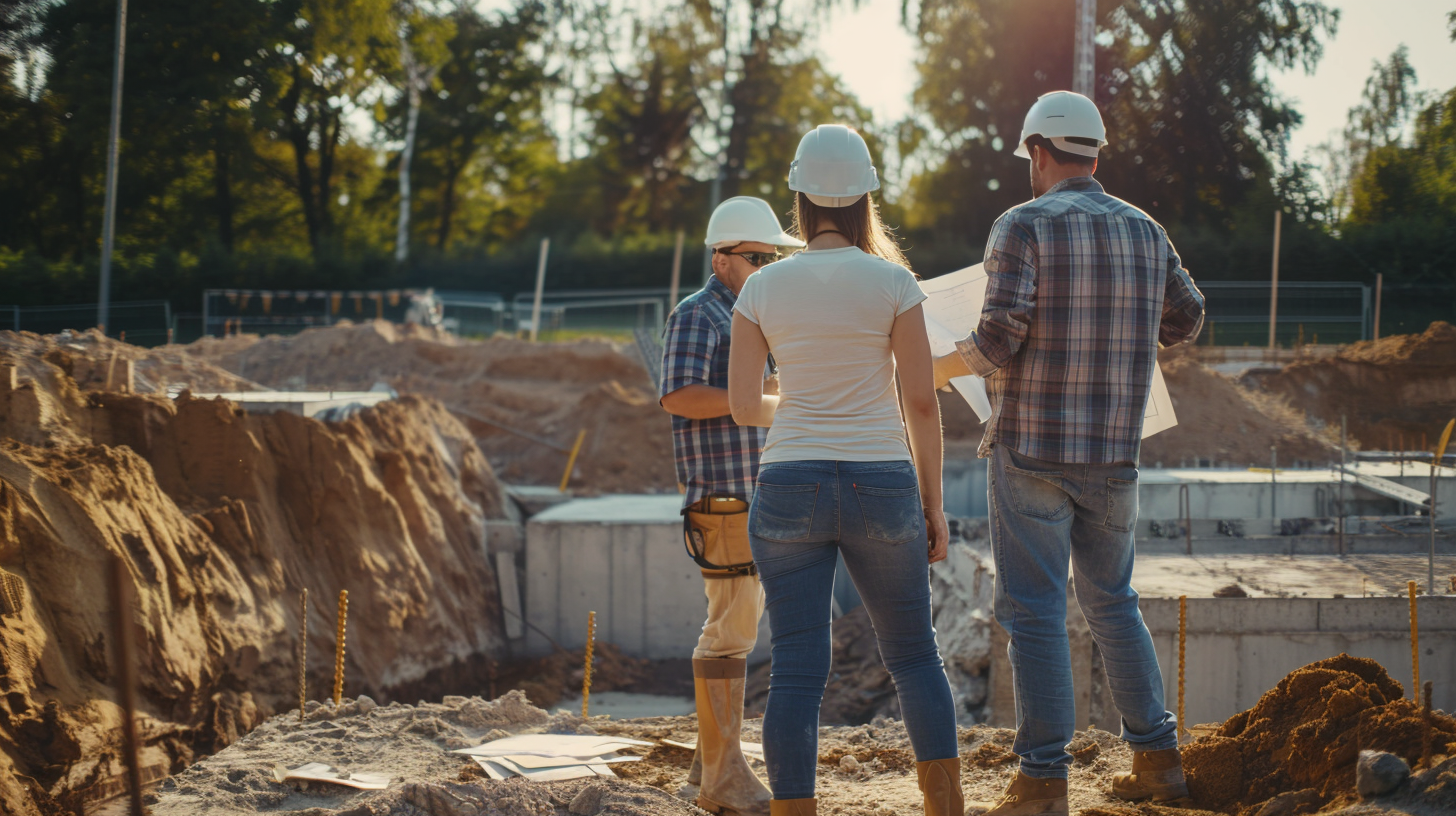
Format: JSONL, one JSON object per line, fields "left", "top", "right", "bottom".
{"left": 524, "top": 522, "right": 561, "bottom": 656}
{"left": 495, "top": 551, "right": 524, "bottom": 640}
{"left": 1145, "top": 598, "right": 1319, "bottom": 634}
{"left": 607, "top": 524, "right": 648, "bottom": 656}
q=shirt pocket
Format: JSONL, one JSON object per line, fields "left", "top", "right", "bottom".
{"left": 853, "top": 484, "right": 923, "bottom": 544}
{"left": 749, "top": 483, "right": 818, "bottom": 543}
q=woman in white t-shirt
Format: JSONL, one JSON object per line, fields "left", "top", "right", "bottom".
{"left": 727, "top": 125, "right": 960, "bottom": 816}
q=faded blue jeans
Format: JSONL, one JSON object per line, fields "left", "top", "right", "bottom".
{"left": 748, "top": 460, "right": 958, "bottom": 800}
{"left": 989, "top": 444, "right": 1178, "bottom": 779}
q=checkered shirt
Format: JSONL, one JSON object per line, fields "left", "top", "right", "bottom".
{"left": 660, "top": 276, "right": 766, "bottom": 509}
{"left": 955, "top": 176, "right": 1205, "bottom": 464}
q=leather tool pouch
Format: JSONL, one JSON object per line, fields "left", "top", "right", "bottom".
{"left": 683, "top": 495, "right": 756, "bottom": 579}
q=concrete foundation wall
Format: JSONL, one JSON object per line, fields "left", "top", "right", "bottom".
{"left": 987, "top": 597, "right": 1456, "bottom": 732}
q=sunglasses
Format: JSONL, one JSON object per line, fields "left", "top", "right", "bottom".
{"left": 715, "top": 248, "right": 782, "bottom": 267}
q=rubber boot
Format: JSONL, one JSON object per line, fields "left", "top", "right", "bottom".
{"left": 965, "top": 771, "right": 1068, "bottom": 816}
{"left": 916, "top": 758, "right": 964, "bottom": 816}
{"left": 768, "top": 800, "right": 816, "bottom": 816}
{"left": 694, "top": 658, "right": 771, "bottom": 816}
{"left": 1111, "top": 747, "right": 1188, "bottom": 801}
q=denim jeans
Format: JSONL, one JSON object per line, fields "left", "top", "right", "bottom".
{"left": 989, "top": 444, "right": 1177, "bottom": 779}
{"left": 748, "top": 460, "right": 958, "bottom": 800}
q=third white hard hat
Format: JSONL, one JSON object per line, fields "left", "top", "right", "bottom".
{"left": 704, "top": 196, "right": 805, "bottom": 248}
{"left": 787, "top": 124, "right": 880, "bottom": 208}
{"left": 1013, "top": 91, "right": 1108, "bottom": 159}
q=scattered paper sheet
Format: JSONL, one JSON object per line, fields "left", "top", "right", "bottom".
{"left": 454, "top": 733, "right": 655, "bottom": 782}
{"left": 662, "top": 738, "right": 765, "bottom": 759}
{"left": 919, "top": 263, "right": 1177, "bottom": 438}
{"left": 272, "top": 762, "right": 391, "bottom": 790}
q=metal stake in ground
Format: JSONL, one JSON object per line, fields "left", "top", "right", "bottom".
{"left": 582, "top": 611, "right": 596, "bottom": 719}
{"left": 333, "top": 590, "right": 349, "bottom": 705}
{"left": 1431, "top": 419, "right": 1454, "bottom": 595}
{"left": 107, "top": 555, "right": 146, "bottom": 816}
{"left": 298, "top": 589, "right": 308, "bottom": 722}
{"left": 1408, "top": 580, "right": 1420, "bottom": 701}
{"left": 1178, "top": 595, "right": 1187, "bottom": 744}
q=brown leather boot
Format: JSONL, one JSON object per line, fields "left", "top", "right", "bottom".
{"left": 916, "top": 758, "right": 964, "bottom": 816}
{"left": 1111, "top": 747, "right": 1188, "bottom": 801}
{"left": 768, "top": 799, "right": 816, "bottom": 816}
{"left": 687, "top": 743, "right": 703, "bottom": 786}
{"left": 966, "top": 771, "right": 1068, "bottom": 816}
{"left": 694, "top": 658, "right": 771, "bottom": 816}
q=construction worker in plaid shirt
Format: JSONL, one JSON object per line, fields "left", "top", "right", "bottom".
{"left": 659, "top": 196, "right": 804, "bottom": 816}
{"left": 935, "top": 92, "right": 1205, "bottom": 816}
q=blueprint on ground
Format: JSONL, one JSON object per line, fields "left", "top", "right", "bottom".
{"left": 920, "top": 263, "right": 1178, "bottom": 438}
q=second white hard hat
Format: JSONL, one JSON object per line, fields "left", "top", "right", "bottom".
{"left": 1013, "top": 91, "right": 1108, "bottom": 159}
{"left": 704, "top": 196, "right": 806, "bottom": 248}
{"left": 787, "top": 125, "right": 880, "bottom": 208}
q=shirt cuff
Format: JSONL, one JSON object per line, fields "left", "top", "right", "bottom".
{"left": 955, "top": 334, "right": 1000, "bottom": 378}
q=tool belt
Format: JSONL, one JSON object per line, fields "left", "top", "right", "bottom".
{"left": 683, "top": 494, "right": 757, "bottom": 579}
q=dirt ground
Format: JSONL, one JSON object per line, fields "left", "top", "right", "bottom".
{"left": 147, "top": 656, "right": 1456, "bottom": 816}
{"left": 184, "top": 321, "right": 679, "bottom": 493}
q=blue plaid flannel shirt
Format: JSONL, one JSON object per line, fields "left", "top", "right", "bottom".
{"left": 955, "top": 176, "right": 1205, "bottom": 464}
{"left": 660, "top": 276, "right": 766, "bottom": 509}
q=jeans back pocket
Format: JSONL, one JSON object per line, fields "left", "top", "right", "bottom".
{"left": 853, "top": 484, "right": 922, "bottom": 544}
{"left": 1004, "top": 465, "right": 1069, "bottom": 519}
{"left": 1105, "top": 477, "right": 1138, "bottom": 532}
{"left": 750, "top": 483, "right": 818, "bottom": 543}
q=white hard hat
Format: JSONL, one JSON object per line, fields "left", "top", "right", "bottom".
{"left": 704, "top": 196, "right": 805, "bottom": 248}
{"left": 1013, "top": 91, "right": 1108, "bottom": 159}
{"left": 787, "top": 125, "right": 880, "bottom": 208}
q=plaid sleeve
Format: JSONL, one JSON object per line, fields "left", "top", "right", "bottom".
{"left": 1158, "top": 231, "right": 1205, "bottom": 346}
{"left": 964, "top": 214, "right": 1038, "bottom": 373}
{"left": 660, "top": 305, "right": 719, "bottom": 398}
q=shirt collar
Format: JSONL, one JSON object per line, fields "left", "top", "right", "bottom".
{"left": 706, "top": 275, "right": 737, "bottom": 305}
{"left": 1045, "top": 175, "right": 1104, "bottom": 196}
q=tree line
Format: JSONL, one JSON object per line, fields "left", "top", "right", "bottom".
{"left": 0, "top": 0, "right": 1452, "bottom": 329}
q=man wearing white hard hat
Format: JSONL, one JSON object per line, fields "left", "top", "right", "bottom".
{"left": 935, "top": 91, "right": 1205, "bottom": 815}
{"left": 659, "top": 195, "right": 803, "bottom": 816}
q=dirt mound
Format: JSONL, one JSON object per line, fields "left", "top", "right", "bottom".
{"left": 1181, "top": 654, "right": 1456, "bottom": 813}
{"left": 940, "top": 346, "right": 1338, "bottom": 467}
{"left": 1244, "top": 322, "right": 1456, "bottom": 451}
{"left": 185, "top": 321, "right": 677, "bottom": 494}
{"left": 0, "top": 332, "right": 514, "bottom": 815}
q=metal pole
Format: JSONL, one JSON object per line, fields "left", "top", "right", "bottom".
{"left": 1072, "top": 0, "right": 1096, "bottom": 95}
{"left": 1270, "top": 446, "right": 1278, "bottom": 527}
{"left": 1338, "top": 415, "right": 1346, "bottom": 556}
{"left": 1431, "top": 460, "right": 1437, "bottom": 595}
{"left": 668, "top": 230, "right": 684, "bottom": 315}
{"left": 98, "top": 0, "right": 129, "bottom": 334}
{"left": 1268, "top": 209, "right": 1282, "bottom": 350}
{"left": 1373, "top": 272, "right": 1383, "bottom": 340}
{"left": 529, "top": 238, "right": 549, "bottom": 342}
{"left": 702, "top": 0, "right": 732, "bottom": 284}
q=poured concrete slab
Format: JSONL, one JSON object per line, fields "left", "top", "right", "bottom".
{"left": 186, "top": 390, "right": 392, "bottom": 419}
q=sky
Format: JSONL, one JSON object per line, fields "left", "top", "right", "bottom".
{"left": 816, "top": 0, "right": 1456, "bottom": 163}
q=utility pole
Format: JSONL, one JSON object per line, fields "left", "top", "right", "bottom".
{"left": 98, "top": 0, "right": 129, "bottom": 334}
{"left": 1073, "top": 0, "right": 1096, "bottom": 96}
{"left": 703, "top": 0, "right": 732, "bottom": 284}
{"left": 1269, "top": 209, "right": 1282, "bottom": 350}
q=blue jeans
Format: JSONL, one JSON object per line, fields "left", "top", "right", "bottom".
{"left": 748, "top": 460, "right": 958, "bottom": 800}
{"left": 989, "top": 445, "right": 1177, "bottom": 779}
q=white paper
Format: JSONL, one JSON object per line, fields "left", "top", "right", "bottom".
{"left": 918, "top": 262, "right": 1177, "bottom": 438}
{"left": 272, "top": 762, "right": 391, "bottom": 790}
{"left": 451, "top": 734, "right": 653, "bottom": 758}
{"left": 500, "top": 753, "right": 642, "bottom": 769}
{"left": 662, "top": 738, "right": 764, "bottom": 759}
{"left": 489, "top": 756, "right": 610, "bottom": 781}
{"left": 919, "top": 264, "right": 993, "bottom": 422}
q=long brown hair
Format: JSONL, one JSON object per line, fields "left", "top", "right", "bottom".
{"left": 792, "top": 192, "right": 911, "bottom": 272}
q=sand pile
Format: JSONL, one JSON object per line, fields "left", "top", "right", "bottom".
{"left": 1245, "top": 322, "right": 1456, "bottom": 452}
{"left": 184, "top": 321, "right": 678, "bottom": 493}
{"left": 1177, "top": 654, "right": 1456, "bottom": 814}
{"left": 0, "top": 331, "right": 515, "bottom": 816}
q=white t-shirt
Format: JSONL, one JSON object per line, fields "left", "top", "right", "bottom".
{"left": 734, "top": 246, "right": 927, "bottom": 464}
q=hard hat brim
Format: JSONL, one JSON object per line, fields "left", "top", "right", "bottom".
{"left": 706, "top": 230, "right": 806, "bottom": 249}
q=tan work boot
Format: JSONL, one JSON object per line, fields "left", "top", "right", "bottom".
{"left": 916, "top": 758, "right": 964, "bottom": 816}
{"left": 966, "top": 771, "right": 1068, "bottom": 816}
{"left": 1111, "top": 747, "right": 1188, "bottom": 801}
{"left": 687, "top": 743, "right": 703, "bottom": 786}
{"left": 768, "top": 799, "right": 816, "bottom": 816}
{"left": 694, "top": 658, "right": 771, "bottom": 816}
